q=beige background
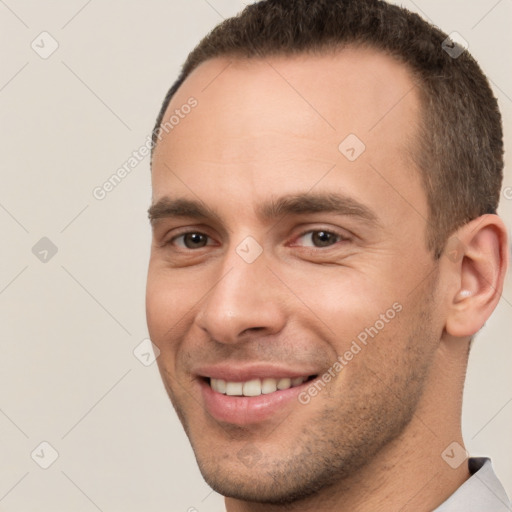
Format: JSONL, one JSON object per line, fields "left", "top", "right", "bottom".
{"left": 0, "top": 1, "right": 511, "bottom": 511}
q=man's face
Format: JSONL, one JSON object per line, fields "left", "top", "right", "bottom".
{"left": 147, "top": 49, "right": 444, "bottom": 504}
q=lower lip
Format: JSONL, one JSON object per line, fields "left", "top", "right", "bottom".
{"left": 199, "top": 379, "right": 312, "bottom": 425}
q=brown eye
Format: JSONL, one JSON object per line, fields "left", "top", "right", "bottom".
{"left": 296, "top": 230, "right": 343, "bottom": 248}
{"left": 311, "top": 231, "right": 339, "bottom": 247}
{"left": 174, "top": 232, "right": 210, "bottom": 249}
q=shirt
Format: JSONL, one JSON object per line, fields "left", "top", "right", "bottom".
{"left": 435, "top": 458, "right": 511, "bottom": 511}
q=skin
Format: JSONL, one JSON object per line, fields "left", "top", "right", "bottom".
{"left": 146, "top": 48, "right": 508, "bottom": 511}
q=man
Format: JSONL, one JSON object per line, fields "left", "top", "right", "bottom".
{"left": 146, "top": 0, "right": 510, "bottom": 510}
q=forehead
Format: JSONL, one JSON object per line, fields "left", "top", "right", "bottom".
{"left": 158, "top": 48, "right": 419, "bottom": 143}
{"left": 151, "top": 47, "right": 425, "bottom": 223}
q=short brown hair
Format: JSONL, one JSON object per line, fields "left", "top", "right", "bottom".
{"left": 152, "top": 0, "right": 504, "bottom": 257}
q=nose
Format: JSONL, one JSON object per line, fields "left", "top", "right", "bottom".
{"left": 195, "top": 246, "right": 287, "bottom": 344}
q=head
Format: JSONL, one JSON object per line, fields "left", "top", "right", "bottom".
{"left": 146, "top": 0, "right": 507, "bottom": 507}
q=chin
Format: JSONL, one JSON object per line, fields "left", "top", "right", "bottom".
{"left": 198, "top": 463, "right": 324, "bottom": 506}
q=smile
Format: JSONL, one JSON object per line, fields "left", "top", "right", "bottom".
{"left": 209, "top": 376, "right": 316, "bottom": 397}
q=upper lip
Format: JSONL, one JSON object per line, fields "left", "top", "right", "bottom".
{"left": 194, "top": 364, "right": 318, "bottom": 382}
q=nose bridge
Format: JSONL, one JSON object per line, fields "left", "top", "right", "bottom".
{"left": 196, "top": 241, "right": 284, "bottom": 343}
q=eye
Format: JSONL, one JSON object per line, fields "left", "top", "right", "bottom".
{"left": 294, "top": 230, "right": 345, "bottom": 248}
{"left": 172, "top": 232, "right": 213, "bottom": 249}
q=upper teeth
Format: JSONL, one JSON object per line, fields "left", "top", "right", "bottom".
{"left": 210, "top": 377, "right": 307, "bottom": 397}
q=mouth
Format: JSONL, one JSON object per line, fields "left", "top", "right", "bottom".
{"left": 207, "top": 375, "right": 318, "bottom": 397}
{"left": 197, "top": 372, "right": 320, "bottom": 425}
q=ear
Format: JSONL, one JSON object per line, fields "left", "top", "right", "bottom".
{"left": 443, "top": 214, "right": 509, "bottom": 338}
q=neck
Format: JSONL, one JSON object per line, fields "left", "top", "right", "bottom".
{"left": 226, "top": 336, "right": 471, "bottom": 512}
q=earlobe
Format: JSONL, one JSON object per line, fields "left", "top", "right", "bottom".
{"left": 444, "top": 215, "right": 508, "bottom": 338}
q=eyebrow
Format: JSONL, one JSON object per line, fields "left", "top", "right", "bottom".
{"left": 148, "top": 192, "right": 379, "bottom": 226}
{"left": 258, "top": 192, "right": 379, "bottom": 225}
{"left": 148, "top": 197, "right": 222, "bottom": 224}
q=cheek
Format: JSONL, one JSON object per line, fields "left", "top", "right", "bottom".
{"left": 146, "top": 270, "right": 192, "bottom": 346}
{"left": 286, "top": 266, "right": 392, "bottom": 323}
{"left": 281, "top": 265, "right": 411, "bottom": 364}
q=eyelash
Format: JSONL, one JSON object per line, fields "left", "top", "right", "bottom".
{"left": 166, "top": 228, "right": 349, "bottom": 250}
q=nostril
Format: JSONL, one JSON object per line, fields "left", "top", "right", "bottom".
{"left": 240, "top": 326, "right": 266, "bottom": 336}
